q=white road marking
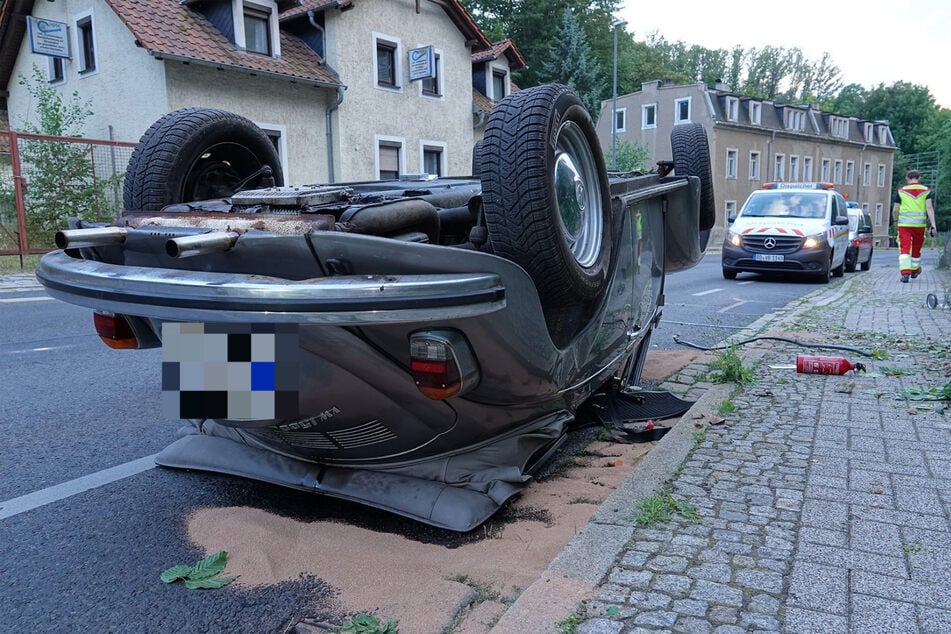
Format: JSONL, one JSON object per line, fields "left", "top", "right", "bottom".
{"left": 738, "top": 281, "right": 755, "bottom": 285}
{"left": 692, "top": 288, "right": 724, "bottom": 297}
{"left": 0, "top": 296, "right": 53, "bottom": 303}
{"left": 6, "top": 345, "right": 76, "bottom": 354}
{"left": 0, "top": 454, "right": 158, "bottom": 520}
{"left": 718, "top": 299, "right": 749, "bottom": 313}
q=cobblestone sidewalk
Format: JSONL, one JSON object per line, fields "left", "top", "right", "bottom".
{"left": 574, "top": 264, "right": 951, "bottom": 634}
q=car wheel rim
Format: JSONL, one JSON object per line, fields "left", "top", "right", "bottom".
{"left": 182, "top": 142, "right": 262, "bottom": 201}
{"left": 553, "top": 121, "right": 602, "bottom": 268}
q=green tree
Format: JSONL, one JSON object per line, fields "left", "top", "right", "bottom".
{"left": 540, "top": 9, "right": 606, "bottom": 114}
{"left": 15, "top": 65, "right": 114, "bottom": 245}
{"left": 609, "top": 139, "right": 650, "bottom": 173}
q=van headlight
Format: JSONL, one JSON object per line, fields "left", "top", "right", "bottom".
{"left": 802, "top": 233, "right": 825, "bottom": 249}
{"left": 727, "top": 232, "right": 742, "bottom": 247}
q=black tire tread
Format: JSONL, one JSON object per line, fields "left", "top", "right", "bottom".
{"left": 123, "top": 108, "right": 282, "bottom": 211}
{"left": 671, "top": 123, "right": 715, "bottom": 231}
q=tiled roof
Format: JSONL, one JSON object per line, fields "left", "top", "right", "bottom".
{"left": 279, "top": 0, "right": 351, "bottom": 22}
{"left": 106, "top": 0, "right": 341, "bottom": 87}
{"left": 472, "top": 89, "right": 493, "bottom": 114}
{"left": 471, "top": 39, "right": 526, "bottom": 70}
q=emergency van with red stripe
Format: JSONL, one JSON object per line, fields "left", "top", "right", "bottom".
{"left": 721, "top": 182, "right": 851, "bottom": 283}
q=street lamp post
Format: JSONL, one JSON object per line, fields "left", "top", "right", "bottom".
{"left": 611, "top": 19, "right": 627, "bottom": 172}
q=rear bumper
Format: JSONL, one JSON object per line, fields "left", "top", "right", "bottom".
{"left": 36, "top": 250, "right": 506, "bottom": 325}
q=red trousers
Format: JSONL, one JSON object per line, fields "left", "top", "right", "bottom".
{"left": 897, "top": 225, "right": 925, "bottom": 274}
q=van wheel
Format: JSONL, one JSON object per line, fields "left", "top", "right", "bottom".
{"left": 832, "top": 256, "right": 845, "bottom": 277}
{"left": 860, "top": 249, "right": 872, "bottom": 271}
{"left": 844, "top": 248, "right": 856, "bottom": 273}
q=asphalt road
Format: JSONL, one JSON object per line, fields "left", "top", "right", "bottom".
{"left": 0, "top": 251, "right": 891, "bottom": 631}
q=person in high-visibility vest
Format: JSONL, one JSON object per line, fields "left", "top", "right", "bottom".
{"left": 891, "top": 169, "right": 937, "bottom": 283}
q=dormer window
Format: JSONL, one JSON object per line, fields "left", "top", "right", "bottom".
{"left": 864, "top": 122, "right": 874, "bottom": 142}
{"left": 785, "top": 109, "right": 805, "bottom": 131}
{"left": 878, "top": 126, "right": 888, "bottom": 145}
{"left": 725, "top": 97, "right": 738, "bottom": 122}
{"left": 749, "top": 101, "right": 761, "bottom": 125}
{"left": 830, "top": 116, "right": 849, "bottom": 139}
{"left": 491, "top": 66, "right": 508, "bottom": 101}
{"left": 233, "top": 0, "right": 280, "bottom": 58}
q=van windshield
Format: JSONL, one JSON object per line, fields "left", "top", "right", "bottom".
{"left": 740, "top": 192, "right": 828, "bottom": 219}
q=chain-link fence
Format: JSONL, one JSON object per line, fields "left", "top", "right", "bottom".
{"left": 0, "top": 131, "right": 135, "bottom": 258}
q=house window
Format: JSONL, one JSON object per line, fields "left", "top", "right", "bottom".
{"left": 726, "top": 149, "right": 737, "bottom": 179}
{"left": 830, "top": 116, "right": 848, "bottom": 138}
{"left": 47, "top": 56, "right": 65, "bottom": 83}
{"left": 674, "top": 97, "right": 691, "bottom": 124}
{"left": 833, "top": 160, "right": 843, "bottom": 184}
{"left": 877, "top": 164, "right": 886, "bottom": 187}
{"left": 726, "top": 97, "right": 738, "bottom": 122}
{"left": 257, "top": 122, "right": 288, "bottom": 182}
{"left": 749, "top": 151, "right": 760, "bottom": 180}
{"left": 378, "top": 140, "right": 402, "bottom": 180}
{"left": 725, "top": 200, "right": 737, "bottom": 223}
{"left": 774, "top": 154, "right": 785, "bottom": 181}
{"left": 615, "top": 108, "right": 627, "bottom": 133}
{"left": 421, "top": 53, "right": 441, "bottom": 97}
{"left": 786, "top": 109, "right": 805, "bottom": 131}
{"left": 376, "top": 38, "right": 399, "bottom": 88}
{"left": 641, "top": 104, "right": 655, "bottom": 129}
{"left": 864, "top": 123, "right": 874, "bottom": 142}
{"left": 878, "top": 127, "right": 889, "bottom": 145}
{"left": 846, "top": 161, "right": 855, "bottom": 185}
{"left": 875, "top": 203, "right": 883, "bottom": 226}
{"left": 421, "top": 142, "right": 446, "bottom": 176}
{"left": 821, "top": 158, "right": 831, "bottom": 182}
{"left": 803, "top": 156, "right": 814, "bottom": 181}
{"left": 863, "top": 162, "right": 871, "bottom": 186}
{"left": 492, "top": 69, "right": 507, "bottom": 100}
{"left": 244, "top": 6, "right": 271, "bottom": 54}
{"left": 789, "top": 155, "right": 800, "bottom": 181}
{"left": 75, "top": 12, "right": 96, "bottom": 73}
{"left": 749, "top": 102, "right": 761, "bottom": 125}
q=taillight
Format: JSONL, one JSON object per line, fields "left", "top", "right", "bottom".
{"left": 852, "top": 239, "right": 860, "bottom": 248}
{"left": 93, "top": 311, "right": 139, "bottom": 349}
{"left": 409, "top": 330, "right": 479, "bottom": 400}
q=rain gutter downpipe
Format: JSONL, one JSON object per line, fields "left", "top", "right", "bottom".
{"left": 309, "top": 9, "right": 344, "bottom": 183}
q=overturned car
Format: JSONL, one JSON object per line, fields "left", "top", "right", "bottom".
{"left": 37, "top": 84, "right": 713, "bottom": 531}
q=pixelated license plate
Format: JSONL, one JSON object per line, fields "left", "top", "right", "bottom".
{"left": 161, "top": 323, "right": 299, "bottom": 420}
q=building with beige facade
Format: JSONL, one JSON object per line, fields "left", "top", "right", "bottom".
{"left": 597, "top": 81, "right": 896, "bottom": 246}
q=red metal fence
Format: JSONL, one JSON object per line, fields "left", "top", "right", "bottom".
{"left": 0, "top": 131, "right": 135, "bottom": 262}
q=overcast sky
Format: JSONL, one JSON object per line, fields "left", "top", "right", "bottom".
{"left": 617, "top": 0, "right": 950, "bottom": 109}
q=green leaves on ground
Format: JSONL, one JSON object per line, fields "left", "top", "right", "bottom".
{"left": 896, "top": 379, "right": 951, "bottom": 402}
{"left": 336, "top": 613, "right": 398, "bottom": 634}
{"left": 160, "top": 550, "right": 236, "bottom": 590}
{"left": 708, "top": 346, "right": 755, "bottom": 385}
{"left": 631, "top": 492, "right": 700, "bottom": 526}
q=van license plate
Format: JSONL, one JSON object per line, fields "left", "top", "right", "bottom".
{"left": 754, "top": 254, "right": 784, "bottom": 262}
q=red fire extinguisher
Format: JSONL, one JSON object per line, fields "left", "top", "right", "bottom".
{"left": 796, "top": 355, "right": 866, "bottom": 375}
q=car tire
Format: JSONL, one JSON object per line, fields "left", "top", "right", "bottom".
{"left": 722, "top": 269, "right": 738, "bottom": 280}
{"left": 844, "top": 248, "right": 856, "bottom": 273}
{"left": 671, "top": 123, "right": 715, "bottom": 232}
{"left": 481, "top": 84, "right": 613, "bottom": 324}
{"left": 860, "top": 249, "right": 872, "bottom": 271}
{"left": 123, "top": 108, "right": 284, "bottom": 211}
{"left": 832, "top": 256, "right": 845, "bottom": 277}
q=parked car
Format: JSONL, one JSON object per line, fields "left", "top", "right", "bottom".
{"left": 844, "top": 202, "right": 874, "bottom": 272}
{"left": 36, "top": 84, "right": 713, "bottom": 531}
{"left": 721, "top": 182, "right": 850, "bottom": 283}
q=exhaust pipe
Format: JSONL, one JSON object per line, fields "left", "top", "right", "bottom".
{"left": 165, "top": 232, "right": 240, "bottom": 259}
{"left": 55, "top": 227, "right": 127, "bottom": 250}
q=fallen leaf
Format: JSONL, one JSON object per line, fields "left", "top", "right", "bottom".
{"left": 707, "top": 416, "right": 726, "bottom": 426}
{"left": 606, "top": 459, "right": 623, "bottom": 467}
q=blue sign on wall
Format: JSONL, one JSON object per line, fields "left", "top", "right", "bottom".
{"left": 27, "top": 16, "right": 70, "bottom": 59}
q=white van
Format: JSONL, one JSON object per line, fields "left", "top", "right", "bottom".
{"left": 721, "top": 183, "right": 851, "bottom": 283}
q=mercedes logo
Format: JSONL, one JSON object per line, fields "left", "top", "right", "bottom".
{"left": 764, "top": 237, "right": 777, "bottom": 249}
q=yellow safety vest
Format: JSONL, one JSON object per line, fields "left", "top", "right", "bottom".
{"left": 897, "top": 184, "right": 931, "bottom": 227}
